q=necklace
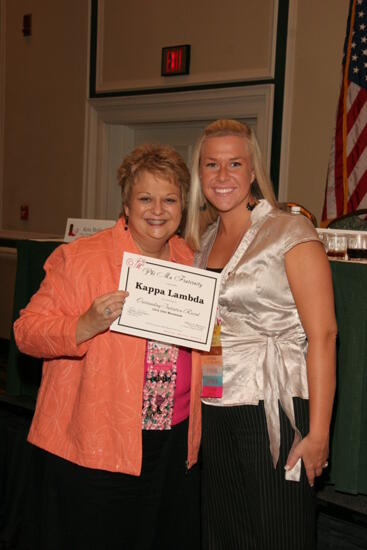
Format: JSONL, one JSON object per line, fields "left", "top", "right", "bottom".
{"left": 232, "top": 220, "right": 250, "bottom": 255}
{"left": 208, "top": 201, "right": 257, "bottom": 268}
{"left": 228, "top": 202, "right": 256, "bottom": 254}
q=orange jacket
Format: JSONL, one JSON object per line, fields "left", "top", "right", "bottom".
{"left": 14, "top": 220, "right": 202, "bottom": 475}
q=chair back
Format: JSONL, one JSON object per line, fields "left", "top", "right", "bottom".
{"left": 278, "top": 202, "right": 317, "bottom": 227}
{"left": 327, "top": 209, "right": 367, "bottom": 230}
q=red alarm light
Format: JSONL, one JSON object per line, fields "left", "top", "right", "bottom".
{"left": 22, "top": 14, "right": 32, "bottom": 37}
{"left": 20, "top": 205, "right": 29, "bottom": 220}
{"left": 161, "top": 45, "right": 190, "bottom": 76}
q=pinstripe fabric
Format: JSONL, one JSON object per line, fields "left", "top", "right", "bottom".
{"left": 202, "top": 399, "right": 316, "bottom": 550}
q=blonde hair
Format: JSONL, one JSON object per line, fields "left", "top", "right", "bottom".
{"left": 184, "top": 119, "right": 277, "bottom": 251}
{"left": 117, "top": 143, "right": 190, "bottom": 233}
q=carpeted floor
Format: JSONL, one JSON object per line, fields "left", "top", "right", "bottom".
{"left": 317, "top": 484, "right": 367, "bottom": 549}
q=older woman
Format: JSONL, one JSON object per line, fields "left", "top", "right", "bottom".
{"left": 185, "top": 119, "right": 337, "bottom": 550}
{"left": 14, "top": 144, "right": 201, "bottom": 550}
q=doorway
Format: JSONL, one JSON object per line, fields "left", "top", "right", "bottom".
{"left": 105, "top": 119, "right": 257, "bottom": 220}
{"left": 83, "top": 85, "right": 274, "bottom": 220}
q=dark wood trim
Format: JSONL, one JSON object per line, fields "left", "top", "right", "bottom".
{"left": 270, "top": 0, "right": 289, "bottom": 197}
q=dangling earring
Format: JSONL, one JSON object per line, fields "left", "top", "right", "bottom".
{"left": 124, "top": 215, "right": 129, "bottom": 231}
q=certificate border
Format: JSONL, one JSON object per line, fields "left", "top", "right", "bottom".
{"left": 116, "top": 259, "right": 219, "bottom": 347}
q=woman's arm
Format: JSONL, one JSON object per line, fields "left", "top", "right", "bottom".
{"left": 14, "top": 246, "right": 127, "bottom": 358}
{"left": 284, "top": 240, "right": 337, "bottom": 487}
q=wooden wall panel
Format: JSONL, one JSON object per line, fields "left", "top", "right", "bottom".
{"left": 96, "top": 0, "right": 277, "bottom": 92}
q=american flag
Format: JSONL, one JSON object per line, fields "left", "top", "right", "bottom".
{"left": 322, "top": 0, "right": 367, "bottom": 221}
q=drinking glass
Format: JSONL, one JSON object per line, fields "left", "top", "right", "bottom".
{"left": 317, "top": 231, "right": 328, "bottom": 251}
{"left": 347, "top": 233, "right": 367, "bottom": 261}
{"left": 325, "top": 234, "right": 347, "bottom": 260}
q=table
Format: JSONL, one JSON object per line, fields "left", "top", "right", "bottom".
{"left": 6, "top": 239, "right": 61, "bottom": 397}
{"left": 329, "top": 260, "right": 367, "bottom": 494}
{"left": 4, "top": 242, "right": 367, "bottom": 494}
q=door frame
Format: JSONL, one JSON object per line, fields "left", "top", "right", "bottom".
{"left": 82, "top": 84, "right": 274, "bottom": 219}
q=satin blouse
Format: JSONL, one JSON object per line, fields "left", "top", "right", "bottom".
{"left": 195, "top": 200, "right": 320, "bottom": 479}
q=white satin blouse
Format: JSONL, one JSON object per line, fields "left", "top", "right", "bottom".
{"left": 195, "top": 200, "right": 320, "bottom": 478}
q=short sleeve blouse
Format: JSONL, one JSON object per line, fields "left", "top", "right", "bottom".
{"left": 195, "top": 200, "right": 321, "bottom": 472}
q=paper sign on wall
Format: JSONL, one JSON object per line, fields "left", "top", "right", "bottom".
{"left": 64, "top": 218, "right": 116, "bottom": 242}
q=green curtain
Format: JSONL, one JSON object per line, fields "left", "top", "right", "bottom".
{"left": 6, "top": 240, "right": 61, "bottom": 397}
{"left": 329, "top": 261, "right": 367, "bottom": 494}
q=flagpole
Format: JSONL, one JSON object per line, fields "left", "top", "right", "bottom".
{"left": 342, "top": 0, "right": 356, "bottom": 214}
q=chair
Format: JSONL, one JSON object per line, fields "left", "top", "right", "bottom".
{"left": 326, "top": 209, "right": 367, "bottom": 231}
{"left": 278, "top": 202, "right": 317, "bottom": 227}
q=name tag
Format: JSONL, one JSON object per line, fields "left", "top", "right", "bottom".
{"left": 201, "top": 322, "right": 223, "bottom": 398}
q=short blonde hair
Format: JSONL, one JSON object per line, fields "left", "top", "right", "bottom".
{"left": 184, "top": 119, "right": 277, "bottom": 251}
{"left": 117, "top": 143, "right": 190, "bottom": 233}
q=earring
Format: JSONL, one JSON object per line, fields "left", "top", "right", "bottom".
{"left": 199, "top": 203, "right": 207, "bottom": 212}
{"left": 124, "top": 215, "right": 129, "bottom": 231}
{"left": 246, "top": 202, "right": 256, "bottom": 211}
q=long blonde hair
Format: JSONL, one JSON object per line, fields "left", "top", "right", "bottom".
{"left": 184, "top": 119, "right": 277, "bottom": 251}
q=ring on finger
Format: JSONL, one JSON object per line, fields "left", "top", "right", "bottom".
{"left": 104, "top": 307, "right": 112, "bottom": 317}
{"left": 322, "top": 461, "right": 328, "bottom": 469}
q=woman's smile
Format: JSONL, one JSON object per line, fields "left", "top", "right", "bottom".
{"left": 125, "top": 170, "right": 182, "bottom": 256}
{"left": 211, "top": 186, "right": 236, "bottom": 194}
{"left": 200, "top": 135, "right": 255, "bottom": 216}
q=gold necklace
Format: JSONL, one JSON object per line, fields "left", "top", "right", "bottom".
{"left": 210, "top": 202, "right": 257, "bottom": 267}
{"left": 231, "top": 201, "right": 258, "bottom": 251}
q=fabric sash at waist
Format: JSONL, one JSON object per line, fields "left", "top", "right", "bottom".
{"left": 222, "top": 333, "right": 307, "bottom": 482}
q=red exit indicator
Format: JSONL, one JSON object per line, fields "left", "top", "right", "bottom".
{"left": 161, "top": 45, "right": 190, "bottom": 76}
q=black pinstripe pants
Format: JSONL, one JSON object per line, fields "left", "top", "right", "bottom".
{"left": 201, "top": 399, "right": 316, "bottom": 550}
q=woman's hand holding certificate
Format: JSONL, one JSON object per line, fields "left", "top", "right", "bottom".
{"left": 110, "top": 252, "right": 221, "bottom": 351}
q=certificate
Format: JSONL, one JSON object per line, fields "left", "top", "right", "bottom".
{"left": 110, "top": 252, "right": 221, "bottom": 351}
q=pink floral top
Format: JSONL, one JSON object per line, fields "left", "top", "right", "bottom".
{"left": 142, "top": 343, "right": 192, "bottom": 429}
